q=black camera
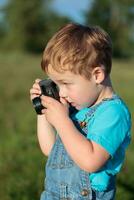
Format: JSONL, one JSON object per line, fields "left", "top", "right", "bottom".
{"left": 32, "top": 79, "right": 60, "bottom": 114}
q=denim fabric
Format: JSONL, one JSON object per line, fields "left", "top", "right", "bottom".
{"left": 40, "top": 104, "right": 116, "bottom": 200}
{"left": 40, "top": 137, "right": 116, "bottom": 200}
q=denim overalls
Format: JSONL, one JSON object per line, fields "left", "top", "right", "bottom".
{"left": 40, "top": 99, "right": 116, "bottom": 200}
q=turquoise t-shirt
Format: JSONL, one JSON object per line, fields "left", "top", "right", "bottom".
{"left": 72, "top": 95, "right": 131, "bottom": 191}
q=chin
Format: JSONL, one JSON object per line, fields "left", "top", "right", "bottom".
{"left": 75, "top": 105, "right": 85, "bottom": 110}
{"left": 72, "top": 102, "right": 90, "bottom": 110}
{"left": 75, "top": 106, "right": 81, "bottom": 110}
{"left": 77, "top": 103, "right": 91, "bottom": 110}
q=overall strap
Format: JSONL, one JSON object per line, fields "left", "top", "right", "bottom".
{"left": 86, "top": 94, "right": 119, "bottom": 118}
{"left": 78, "top": 94, "right": 119, "bottom": 137}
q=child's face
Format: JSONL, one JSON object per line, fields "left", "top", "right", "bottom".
{"left": 47, "top": 65, "right": 100, "bottom": 110}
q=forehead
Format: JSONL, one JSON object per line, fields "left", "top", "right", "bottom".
{"left": 47, "top": 64, "right": 77, "bottom": 81}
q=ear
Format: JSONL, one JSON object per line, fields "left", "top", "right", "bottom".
{"left": 92, "top": 66, "right": 105, "bottom": 84}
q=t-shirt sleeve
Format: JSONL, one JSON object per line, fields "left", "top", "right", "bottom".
{"left": 87, "top": 103, "right": 131, "bottom": 157}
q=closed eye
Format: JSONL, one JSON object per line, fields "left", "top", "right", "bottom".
{"left": 63, "top": 82, "right": 69, "bottom": 85}
{"left": 53, "top": 80, "right": 73, "bottom": 86}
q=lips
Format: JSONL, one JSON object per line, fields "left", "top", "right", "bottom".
{"left": 68, "top": 101, "right": 75, "bottom": 106}
{"left": 68, "top": 100, "right": 79, "bottom": 108}
{"left": 70, "top": 102, "right": 78, "bottom": 107}
{"left": 71, "top": 102, "right": 75, "bottom": 106}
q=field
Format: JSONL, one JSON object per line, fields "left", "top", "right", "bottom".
{"left": 0, "top": 53, "right": 134, "bottom": 200}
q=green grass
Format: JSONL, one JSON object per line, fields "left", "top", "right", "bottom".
{"left": 0, "top": 53, "right": 134, "bottom": 200}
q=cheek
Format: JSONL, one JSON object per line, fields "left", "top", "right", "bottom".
{"left": 69, "top": 88, "right": 86, "bottom": 102}
{"left": 74, "top": 87, "right": 93, "bottom": 105}
{"left": 67, "top": 88, "right": 79, "bottom": 99}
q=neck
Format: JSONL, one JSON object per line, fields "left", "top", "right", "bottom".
{"left": 96, "top": 76, "right": 114, "bottom": 104}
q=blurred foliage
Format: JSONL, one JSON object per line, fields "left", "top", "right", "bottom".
{"left": 0, "top": 53, "right": 134, "bottom": 200}
{"left": 0, "top": 1, "right": 134, "bottom": 198}
{"left": 0, "top": 0, "right": 70, "bottom": 53}
{"left": 86, "top": 0, "right": 134, "bottom": 58}
{"left": 0, "top": 0, "right": 134, "bottom": 57}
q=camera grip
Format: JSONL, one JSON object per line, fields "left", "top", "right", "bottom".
{"left": 32, "top": 97, "right": 45, "bottom": 114}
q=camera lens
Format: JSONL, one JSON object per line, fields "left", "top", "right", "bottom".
{"left": 32, "top": 79, "right": 59, "bottom": 115}
{"left": 32, "top": 97, "right": 44, "bottom": 115}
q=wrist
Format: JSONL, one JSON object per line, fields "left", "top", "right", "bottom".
{"left": 37, "top": 114, "right": 50, "bottom": 124}
{"left": 37, "top": 113, "right": 46, "bottom": 119}
{"left": 55, "top": 117, "right": 73, "bottom": 132}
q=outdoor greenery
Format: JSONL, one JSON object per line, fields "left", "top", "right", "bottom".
{"left": 0, "top": 0, "right": 134, "bottom": 199}
{"left": 0, "top": 0, "right": 134, "bottom": 57}
{"left": 0, "top": 0, "right": 70, "bottom": 52}
{"left": 0, "top": 53, "right": 133, "bottom": 200}
{"left": 86, "top": 0, "right": 134, "bottom": 57}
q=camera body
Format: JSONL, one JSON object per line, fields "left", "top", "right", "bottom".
{"left": 32, "top": 79, "right": 60, "bottom": 114}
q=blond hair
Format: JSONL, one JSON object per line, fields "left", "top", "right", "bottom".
{"left": 41, "top": 23, "right": 112, "bottom": 79}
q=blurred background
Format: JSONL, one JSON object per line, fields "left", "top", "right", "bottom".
{"left": 0, "top": 0, "right": 134, "bottom": 199}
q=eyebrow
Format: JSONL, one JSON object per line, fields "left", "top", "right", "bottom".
{"left": 55, "top": 79, "right": 70, "bottom": 82}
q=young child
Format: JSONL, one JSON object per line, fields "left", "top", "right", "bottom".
{"left": 30, "top": 23, "right": 131, "bottom": 200}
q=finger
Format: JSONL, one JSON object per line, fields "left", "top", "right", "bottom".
{"left": 33, "top": 82, "right": 41, "bottom": 90}
{"left": 41, "top": 108, "right": 47, "bottom": 114}
{"left": 35, "top": 78, "right": 41, "bottom": 83}
{"left": 41, "top": 95, "right": 54, "bottom": 103}
{"left": 41, "top": 95, "right": 57, "bottom": 108}
{"left": 60, "top": 97, "right": 68, "bottom": 106}
{"left": 30, "top": 87, "right": 41, "bottom": 101}
{"left": 40, "top": 96, "right": 50, "bottom": 108}
{"left": 30, "top": 88, "right": 41, "bottom": 95}
{"left": 30, "top": 94, "right": 39, "bottom": 101}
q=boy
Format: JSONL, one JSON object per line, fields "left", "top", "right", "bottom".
{"left": 30, "top": 23, "right": 131, "bottom": 200}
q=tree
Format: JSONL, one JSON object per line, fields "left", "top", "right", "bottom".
{"left": 2, "top": 0, "right": 47, "bottom": 52}
{"left": 2, "top": 0, "right": 70, "bottom": 53}
{"left": 86, "top": 0, "right": 134, "bottom": 57}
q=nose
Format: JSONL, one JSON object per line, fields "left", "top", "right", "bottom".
{"left": 59, "top": 85, "right": 68, "bottom": 98}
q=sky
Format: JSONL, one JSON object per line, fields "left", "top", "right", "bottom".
{"left": 0, "top": 0, "right": 91, "bottom": 24}
{"left": 0, "top": 0, "right": 7, "bottom": 6}
{"left": 50, "top": 0, "right": 91, "bottom": 23}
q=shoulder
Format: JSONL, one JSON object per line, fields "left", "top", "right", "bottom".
{"left": 87, "top": 97, "right": 131, "bottom": 156}
{"left": 88, "top": 96, "right": 131, "bottom": 142}
{"left": 94, "top": 96, "right": 131, "bottom": 124}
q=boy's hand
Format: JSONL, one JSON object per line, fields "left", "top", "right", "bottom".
{"left": 30, "top": 79, "right": 41, "bottom": 101}
{"left": 41, "top": 95, "right": 69, "bottom": 128}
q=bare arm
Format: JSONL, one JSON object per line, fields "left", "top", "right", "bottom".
{"left": 37, "top": 114, "right": 56, "bottom": 156}
{"left": 42, "top": 96, "right": 110, "bottom": 172}
{"left": 55, "top": 118, "right": 109, "bottom": 172}
{"left": 30, "top": 79, "right": 56, "bottom": 156}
